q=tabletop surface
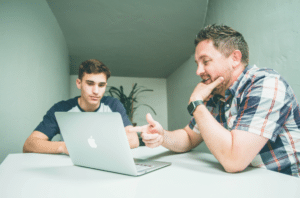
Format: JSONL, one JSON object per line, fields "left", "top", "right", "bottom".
{"left": 0, "top": 147, "right": 299, "bottom": 198}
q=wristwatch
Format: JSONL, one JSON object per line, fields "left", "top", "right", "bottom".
{"left": 187, "top": 100, "right": 204, "bottom": 116}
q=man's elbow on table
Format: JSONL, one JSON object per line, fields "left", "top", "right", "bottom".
{"left": 217, "top": 151, "right": 249, "bottom": 173}
{"left": 221, "top": 160, "right": 249, "bottom": 173}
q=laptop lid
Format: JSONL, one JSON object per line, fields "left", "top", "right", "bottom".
{"left": 55, "top": 112, "right": 170, "bottom": 176}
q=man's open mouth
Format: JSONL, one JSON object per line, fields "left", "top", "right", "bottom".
{"left": 202, "top": 78, "right": 210, "bottom": 83}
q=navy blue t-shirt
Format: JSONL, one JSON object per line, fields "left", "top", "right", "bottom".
{"left": 35, "top": 96, "right": 132, "bottom": 140}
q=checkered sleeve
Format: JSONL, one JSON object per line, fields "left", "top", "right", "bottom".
{"left": 233, "top": 73, "right": 291, "bottom": 142}
{"left": 189, "top": 117, "right": 201, "bottom": 134}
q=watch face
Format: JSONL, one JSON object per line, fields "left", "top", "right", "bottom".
{"left": 187, "top": 100, "right": 203, "bottom": 116}
{"left": 187, "top": 102, "right": 195, "bottom": 116}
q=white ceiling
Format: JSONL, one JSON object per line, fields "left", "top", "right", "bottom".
{"left": 46, "top": 0, "right": 208, "bottom": 78}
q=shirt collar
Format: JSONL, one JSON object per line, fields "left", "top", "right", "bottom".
{"left": 208, "top": 65, "right": 253, "bottom": 106}
{"left": 76, "top": 96, "right": 101, "bottom": 112}
{"left": 226, "top": 64, "right": 253, "bottom": 98}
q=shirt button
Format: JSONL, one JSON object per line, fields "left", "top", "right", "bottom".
{"left": 226, "top": 104, "right": 230, "bottom": 108}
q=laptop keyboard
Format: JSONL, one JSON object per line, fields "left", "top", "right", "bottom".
{"left": 135, "top": 163, "right": 154, "bottom": 171}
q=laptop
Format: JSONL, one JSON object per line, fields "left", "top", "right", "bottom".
{"left": 55, "top": 112, "right": 171, "bottom": 176}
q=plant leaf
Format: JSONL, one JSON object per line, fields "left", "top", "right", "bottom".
{"left": 106, "top": 83, "right": 156, "bottom": 121}
{"left": 134, "top": 104, "right": 157, "bottom": 115}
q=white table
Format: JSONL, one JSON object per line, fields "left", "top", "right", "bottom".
{"left": 0, "top": 147, "right": 299, "bottom": 198}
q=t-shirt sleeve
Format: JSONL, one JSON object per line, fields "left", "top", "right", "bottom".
{"left": 232, "top": 75, "right": 291, "bottom": 142}
{"left": 34, "top": 104, "right": 61, "bottom": 140}
{"left": 110, "top": 98, "right": 132, "bottom": 127}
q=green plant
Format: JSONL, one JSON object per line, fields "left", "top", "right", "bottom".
{"left": 107, "top": 83, "right": 156, "bottom": 123}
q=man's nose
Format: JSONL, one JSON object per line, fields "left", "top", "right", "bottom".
{"left": 196, "top": 64, "right": 205, "bottom": 76}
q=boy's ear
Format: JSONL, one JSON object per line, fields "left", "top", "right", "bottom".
{"left": 76, "top": 78, "right": 82, "bottom": 90}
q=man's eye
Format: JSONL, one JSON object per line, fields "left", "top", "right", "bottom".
{"left": 99, "top": 84, "right": 106, "bottom": 87}
{"left": 203, "top": 60, "right": 209, "bottom": 65}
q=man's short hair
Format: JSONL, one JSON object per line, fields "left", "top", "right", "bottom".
{"left": 78, "top": 59, "right": 111, "bottom": 80}
{"left": 195, "top": 24, "right": 249, "bottom": 65}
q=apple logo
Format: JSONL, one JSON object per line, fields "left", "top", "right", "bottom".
{"left": 88, "top": 136, "right": 97, "bottom": 148}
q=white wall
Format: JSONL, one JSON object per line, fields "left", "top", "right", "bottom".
{"left": 166, "top": 0, "right": 300, "bottom": 153}
{"left": 0, "top": 0, "right": 69, "bottom": 163}
{"left": 167, "top": 55, "right": 210, "bottom": 152}
{"left": 205, "top": 0, "right": 300, "bottom": 99}
{"left": 70, "top": 75, "right": 168, "bottom": 129}
{"left": 167, "top": 55, "right": 199, "bottom": 130}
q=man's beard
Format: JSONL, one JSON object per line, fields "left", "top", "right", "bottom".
{"left": 212, "top": 84, "right": 224, "bottom": 96}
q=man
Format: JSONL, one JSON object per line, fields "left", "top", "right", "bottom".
{"left": 131, "top": 24, "right": 300, "bottom": 177}
{"left": 23, "top": 59, "right": 139, "bottom": 154}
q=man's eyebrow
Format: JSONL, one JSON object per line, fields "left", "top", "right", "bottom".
{"left": 199, "top": 55, "right": 209, "bottom": 59}
{"left": 195, "top": 55, "right": 208, "bottom": 62}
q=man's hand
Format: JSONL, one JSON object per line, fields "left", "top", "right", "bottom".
{"left": 129, "top": 113, "right": 164, "bottom": 148}
{"left": 189, "top": 76, "right": 224, "bottom": 103}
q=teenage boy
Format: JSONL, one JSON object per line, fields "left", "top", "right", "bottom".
{"left": 23, "top": 59, "right": 139, "bottom": 154}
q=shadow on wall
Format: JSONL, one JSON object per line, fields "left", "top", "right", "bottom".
{"left": 0, "top": 0, "right": 69, "bottom": 164}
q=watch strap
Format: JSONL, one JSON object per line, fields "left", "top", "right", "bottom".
{"left": 187, "top": 100, "right": 204, "bottom": 116}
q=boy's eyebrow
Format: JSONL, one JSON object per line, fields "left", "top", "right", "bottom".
{"left": 86, "top": 80, "right": 95, "bottom": 83}
{"left": 85, "top": 80, "right": 107, "bottom": 84}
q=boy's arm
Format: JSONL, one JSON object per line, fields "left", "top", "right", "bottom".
{"left": 23, "top": 131, "right": 68, "bottom": 154}
{"left": 125, "top": 126, "right": 139, "bottom": 149}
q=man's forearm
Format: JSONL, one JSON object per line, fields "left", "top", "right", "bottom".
{"left": 162, "top": 129, "right": 195, "bottom": 153}
{"left": 193, "top": 104, "right": 269, "bottom": 173}
{"left": 193, "top": 105, "right": 233, "bottom": 162}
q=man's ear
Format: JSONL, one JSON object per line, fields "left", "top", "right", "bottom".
{"left": 231, "top": 50, "right": 242, "bottom": 68}
{"left": 76, "top": 79, "right": 82, "bottom": 90}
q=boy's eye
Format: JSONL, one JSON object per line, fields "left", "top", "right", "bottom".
{"left": 98, "top": 83, "right": 107, "bottom": 87}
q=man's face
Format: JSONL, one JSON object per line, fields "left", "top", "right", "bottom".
{"left": 76, "top": 72, "right": 107, "bottom": 110}
{"left": 194, "top": 39, "right": 233, "bottom": 96}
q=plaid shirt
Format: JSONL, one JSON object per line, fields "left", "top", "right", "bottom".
{"left": 189, "top": 65, "right": 300, "bottom": 177}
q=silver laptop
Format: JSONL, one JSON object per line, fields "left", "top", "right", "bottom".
{"left": 55, "top": 112, "right": 171, "bottom": 176}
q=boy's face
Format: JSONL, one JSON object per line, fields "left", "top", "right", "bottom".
{"left": 76, "top": 72, "right": 107, "bottom": 111}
